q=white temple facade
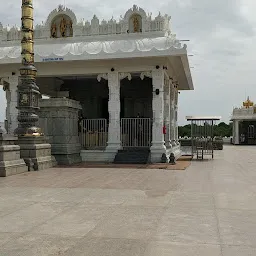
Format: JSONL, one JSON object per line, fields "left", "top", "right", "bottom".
{"left": 231, "top": 97, "right": 256, "bottom": 145}
{"left": 0, "top": 5, "right": 194, "bottom": 163}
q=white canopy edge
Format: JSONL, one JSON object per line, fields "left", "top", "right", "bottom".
{"left": 186, "top": 116, "right": 221, "bottom": 121}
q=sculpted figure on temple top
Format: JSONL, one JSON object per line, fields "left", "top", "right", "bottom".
{"left": 60, "top": 17, "right": 67, "bottom": 37}
{"left": 51, "top": 23, "right": 57, "bottom": 38}
{"left": 133, "top": 15, "right": 140, "bottom": 32}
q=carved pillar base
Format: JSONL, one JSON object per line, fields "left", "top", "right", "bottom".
{"left": 0, "top": 134, "right": 28, "bottom": 177}
{"left": 17, "top": 136, "right": 56, "bottom": 171}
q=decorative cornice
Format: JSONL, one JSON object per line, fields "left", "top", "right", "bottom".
{"left": 0, "top": 36, "right": 185, "bottom": 60}
{"left": 140, "top": 71, "right": 152, "bottom": 80}
{"left": 97, "top": 73, "right": 108, "bottom": 82}
{"left": 119, "top": 72, "right": 132, "bottom": 81}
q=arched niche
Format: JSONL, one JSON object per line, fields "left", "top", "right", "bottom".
{"left": 129, "top": 14, "right": 142, "bottom": 33}
{"left": 124, "top": 5, "right": 147, "bottom": 33}
{"left": 51, "top": 14, "right": 73, "bottom": 38}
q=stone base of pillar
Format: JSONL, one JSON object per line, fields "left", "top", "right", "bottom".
{"left": 165, "top": 140, "right": 172, "bottom": 148}
{"left": 54, "top": 152, "right": 81, "bottom": 165}
{"left": 233, "top": 136, "right": 239, "bottom": 145}
{"left": 51, "top": 143, "right": 82, "bottom": 165}
{"left": 105, "top": 143, "right": 121, "bottom": 162}
{"left": 17, "top": 136, "right": 56, "bottom": 171}
{"left": 0, "top": 134, "right": 28, "bottom": 177}
{"left": 106, "top": 143, "right": 121, "bottom": 152}
{"left": 169, "top": 144, "right": 182, "bottom": 160}
{"left": 150, "top": 143, "right": 167, "bottom": 163}
{"left": 171, "top": 140, "right": 177, "bottom": 147}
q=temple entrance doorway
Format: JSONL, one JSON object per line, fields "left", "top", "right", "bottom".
{"left": 240, "top": 121, "right": 256, "bottom": 145}
{"left": 120, "top": 75, "right": 153, "bottom": 148}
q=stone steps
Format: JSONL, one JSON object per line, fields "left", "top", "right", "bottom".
{"left": 114, "top": 148, "right": 150, "bottom": 164}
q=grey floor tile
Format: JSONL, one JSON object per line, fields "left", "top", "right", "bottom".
{"left": 217, "top": 209, "right": 256, "bottom": 246}
{"left": 154, "top": 207, "right": 219, "bottom": 244}
{"left": 0, "top": 234, "right": 81, "bottom": 256}
{"left": 144, "top": 241, "right": 222, "bottom": 256}
{"left": 222, "top": 245, "right": 256, "bottom": 256}
{"left": 90, "top": 206, "right": 165, "bottom": 240}
{"left": 32, "top": 204, "right": 115, "bottom": 237}
{"left": 63, "top": 237, "right": 147, "bottom": 256}
{"left": 0, "top": 202, "right": 73, "bottom": 233}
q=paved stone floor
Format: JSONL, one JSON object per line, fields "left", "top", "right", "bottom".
{"left": 0, "top": 145, "right": 256, "bottom": 255}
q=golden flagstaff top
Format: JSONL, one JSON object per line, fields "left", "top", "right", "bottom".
{"left": 243, "top": 97, "right": 254, "bottom": 109}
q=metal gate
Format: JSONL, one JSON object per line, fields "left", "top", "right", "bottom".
{"left": 248, "top": 125, "right": 255, "bottom": 139}
{"left": 121, "top": 118, "right": 152, "bottom": 148}
{"left": 80, "top": 119, "right": 108, "bottom": 149}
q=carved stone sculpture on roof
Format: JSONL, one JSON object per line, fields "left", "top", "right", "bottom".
{"left": 45, "top": 5, "right": 77, "bottom": 31}
{"left": 60, "top": 17, "right": 67, "bottom": 37}
{"left": 58, "top": 4, "right": 65, "bottom": 12}
{"left": 22, "top": 0, "right": 32, "bottom": 5}
{"left": 67, "top": 20, "right": 72, "bottom": 36}
{"left": 133, "top": 15, "right": 141, "bottom": 32}
{"left": 123, "top": 5, "right": 147, "bottom": 33}
{"left": 50, "top": 14, "right": 73, "bottom": 38}
{"left": 91, "top": 15, "right": 99, "bottom": 35}
{"left": 0, "top": 5, "right": 173, "bottom": 42}
{"left": 51, "top": 23, "right": 57, "bottom": 38}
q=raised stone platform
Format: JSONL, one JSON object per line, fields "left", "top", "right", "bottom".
{"left": 17, "top": 136, "right": 56, "bottom": 171}
{"left": 0, "top": 134, "right": 27, "bottom": 177}
{"left": 38, "top": 98, "right": 82, "bottom": 165}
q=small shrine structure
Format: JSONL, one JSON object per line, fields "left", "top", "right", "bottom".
{"left": 231, "top": 97, "right": 256, "bottom": 145}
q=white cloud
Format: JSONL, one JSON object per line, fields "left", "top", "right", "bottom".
{"left": 0, "top": 0, "right": 256, "bottom": 125}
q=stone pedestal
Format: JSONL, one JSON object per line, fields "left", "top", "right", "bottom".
{"left": 18, "top": 136, "right": 56, "bottom": 171}
{"left": 0, "top": 134, "right": 27, "bottom": 177}
{"left": 38, "top": 98, "right": 82, "bottom": 165}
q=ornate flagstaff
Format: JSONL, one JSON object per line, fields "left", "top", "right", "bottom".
{"left": 12, "top": 0, "right": 55, "bottom": 171}
{"left": 15, "top": 0, "right": 42, "bottom": 136}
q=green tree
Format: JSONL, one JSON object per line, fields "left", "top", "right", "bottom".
{"left": 179, "top": 122, "right": 232, "bottom": 137}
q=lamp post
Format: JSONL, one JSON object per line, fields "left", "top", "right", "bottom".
{"left": 15, "top": 0, "right": 42, "bottom": 136}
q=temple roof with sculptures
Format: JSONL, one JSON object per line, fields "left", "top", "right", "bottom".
{"left": 1, "top": 5, "right": 172, "bottom": 40}
{"left": 231, "top": 97, "right": 256, "bottom": 120}
{"left": 0, "top": 5, "right": 188, "bottom": 63}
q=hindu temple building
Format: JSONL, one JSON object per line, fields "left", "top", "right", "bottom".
{"left": 231, "top": 97, "right": 256, "bottom": 145}
{"left": 0, "top": 5, "right": 194, "bottom": 164}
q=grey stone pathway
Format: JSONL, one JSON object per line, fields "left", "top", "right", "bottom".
{"left": 0, "top": 145, "right": 256, "bottom": 255}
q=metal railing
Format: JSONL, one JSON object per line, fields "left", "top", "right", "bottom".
{"left": 121, "top": 118, "right": 152, "bottom": 148}
{"left": 80, "top": 119, "right": 108, "bottom": 149}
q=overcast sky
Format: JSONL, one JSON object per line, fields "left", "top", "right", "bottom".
{"left": 0, "top": 0, "right": 255, "bottom": 125}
